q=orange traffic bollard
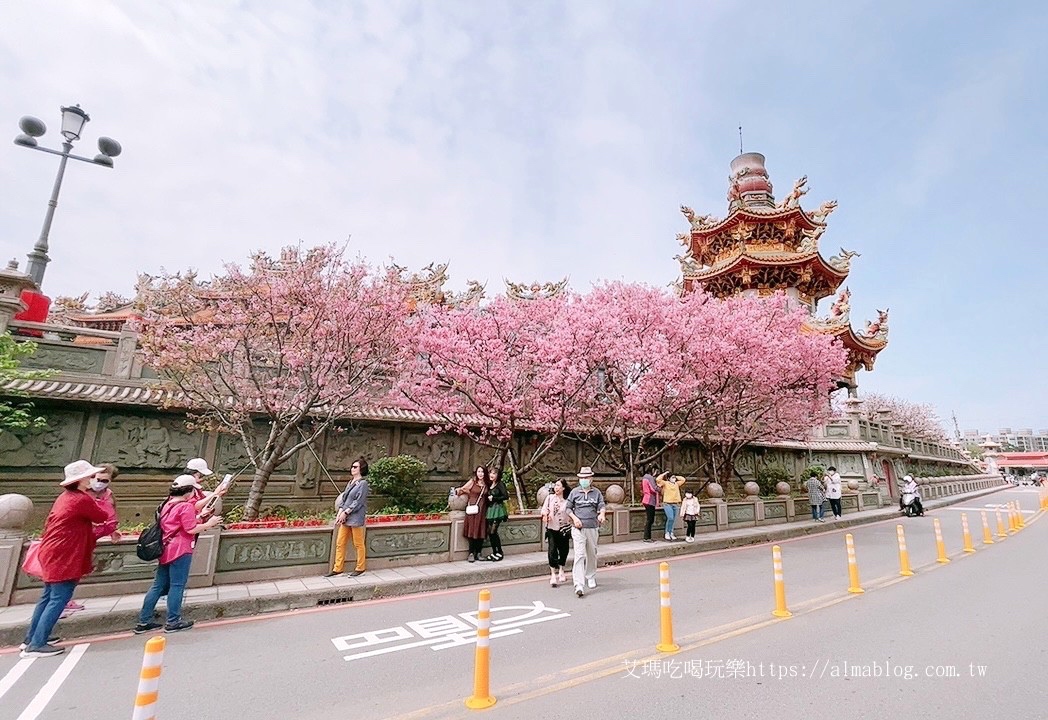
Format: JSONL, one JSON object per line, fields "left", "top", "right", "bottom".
{"left": 771, "top": 545, "right": 792, "bottom": 618}
{"left": 896, "top": 525, "right": 914, "bottom": 576}
{"left": 933, "top": 518, "right": 950, "bottom": 564}
{"left": 1016, "top": 502, "right": 1026, "bottom": 528}
{"left": 980, "top": 511, "right": 994, "bottom": 545}
{"left": 465, "top": 589, "right": 496, "bottom": 710}
{"left": 845, "top": 533, "right": 864, "bottom": 594}
{"left": 995, "top": 508, "right": 1007, "bottom": 539}
{"left": 1008, "top": 502, "right": 1018, "bottom": 534}
{"left": 961, "top": 513, "right": 975, "bottom": 553}
{"left": 131, "top": 636, "right": 166, "bottom": 720}
{"left": 656, "top": 562, "right": 680, "bottom": 653}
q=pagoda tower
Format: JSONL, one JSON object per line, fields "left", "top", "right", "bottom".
{"left": 675, "top": 152, "right": 888, "bottom": 391}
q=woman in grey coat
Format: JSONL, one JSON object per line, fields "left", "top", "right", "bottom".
{"left": 326, "top": 457, "right": 370, "bottom": 577}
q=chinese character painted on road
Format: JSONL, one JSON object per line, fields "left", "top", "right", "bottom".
{"left": 331, "top": 601, "right": 570, "bottom": 662}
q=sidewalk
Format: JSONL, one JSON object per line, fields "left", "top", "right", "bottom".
{"left": 0, "top": 486, "right": 1008, "bottom": 647}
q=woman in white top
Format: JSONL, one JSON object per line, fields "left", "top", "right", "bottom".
{"left": 824, "top": 466, "right": 843, "bottom": 520}
{"left": 540, "top": 479, "right": 572, "bottom": 587}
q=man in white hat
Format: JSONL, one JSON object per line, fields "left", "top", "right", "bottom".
{"left": 565, "top": 466, "right": 606, "bottom": 598}
{"left": 182, "top": 458, "right": 228, "bottom": 518}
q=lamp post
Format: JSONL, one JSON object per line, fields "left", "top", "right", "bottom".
{"left": 13, "top": 104, "right": 122, "bottom": 288}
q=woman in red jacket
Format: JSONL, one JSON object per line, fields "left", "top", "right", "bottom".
{"left": 21, "top": 460, "right": 109, "bottom": 658}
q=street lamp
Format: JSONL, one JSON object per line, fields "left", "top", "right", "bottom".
{"left": 13, "top": 104, "right": 122, "bottom": 287}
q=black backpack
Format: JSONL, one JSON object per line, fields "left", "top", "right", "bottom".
{"left": 136, "top": 501, "right": 173, "bottom": 561}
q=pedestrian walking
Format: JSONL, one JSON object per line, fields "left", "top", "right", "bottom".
{"left": 484, "top": 467, "right": 509, "bottom": 561}
{"left": 825, "top": 466, "right": 843, "bottom": 520}
{"left": 681, "top": 490, "right": 700, "bottom": 542}
{"left": 806, "top": 471, "right": 826, "bottom": 522}
{"left": 656, "top": 472, "right": 686, "bottom": 540}
{"left": 20, "top": 460, "right": 110, "bottom": 657}
{"left": 454, "top": 466, "right": 489, "bottom": 562}
{"left": 566, "top": 466, "right": 606, "bottom": 598}
{"left": 540, "top": 479, "right": 572, "bottom": 586}
{"left": 63, "top": 463, "right": 122, "bottom": 616}
{"left": 134, "top": 475, "right": 223, "bottom": 634}
{"left": 327, "top": 457, "right": 370, "bottom": 577}
{"left": 641, "top": 469, "right": 659, "bottom": 543}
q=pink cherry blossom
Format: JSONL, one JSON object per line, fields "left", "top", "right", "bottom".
{"left": 136, "top": 244, "right": 411, "bottom": 518}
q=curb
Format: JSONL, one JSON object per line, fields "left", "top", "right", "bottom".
{"left": 0, "top": 486, "right": 1008, "bottom": 647}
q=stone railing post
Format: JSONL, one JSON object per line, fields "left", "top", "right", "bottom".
{"left": 113, "top": 329, "right": 140, "bottom": 379}
{"left": 0, "top": 494, "right": 33, "bottom": 607}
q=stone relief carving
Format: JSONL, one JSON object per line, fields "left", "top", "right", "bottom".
{"left": 325, "top": 426, "right": 392, "bottom": 471}
{"left": 0, "top": 410, "right": 85, "bottom": 468}
{"left": 220, "top": 537, "right": 329, "bottom": 570}
{"left": 95, "top": 414, "right": 202, "bottom": 469}
{"left": 666, "top": 443, "right": 703, "bottom": 475}
{"left": 500, "top": 520, "right": 542, "bottom": 545}
{"left": 401, "top": 431, "right": 461, "bottom": 473}
{"left": 215, "top": 428, "right": 296, "bottom": 474}
{"left": 21, "top": 345, "right": 106, "bottom": 374}
{"left": 531, "top": 440, "right": 578, "bottom": 475}
{"left": 367, "top": 529, "right": 448, "bottom": 557}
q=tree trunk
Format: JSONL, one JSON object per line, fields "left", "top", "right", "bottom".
{"left": 244, "top": 458, "right": 278, "bottom": 520}
{"left": 506, "top": 448, "right": 528, "bottom": 512}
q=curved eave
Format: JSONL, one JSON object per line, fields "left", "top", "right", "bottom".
{"left": 684, "top": 250, "right": 849, "bottom": 283}
{"left": 805, "top": 322, "right": 888, "bottom": 353}
{"left": 692, "top": 206, "right": 822, "bottom": 237}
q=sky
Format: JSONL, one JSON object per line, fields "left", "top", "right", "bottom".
{"left": 1, "top": 1, "right": 1045, "bottom": 435}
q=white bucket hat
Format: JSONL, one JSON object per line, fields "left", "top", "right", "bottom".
{"left": 62, "top": 459, "right": 104, "bottom": 487}
{"left": 172, "top": 474, "right": 202, "bottom": 490}
{"left": 186, "top": 458, "right": 213, "bottom": 476}
{"left": 577, "top": 466, "right": 595, "bottom": 479}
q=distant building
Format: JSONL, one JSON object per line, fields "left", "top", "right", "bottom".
{"left": 963, "top": 428, "right": 1048, "bottom": 452}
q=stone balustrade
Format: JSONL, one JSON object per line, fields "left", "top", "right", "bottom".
{"left": 0, "top": 472, "right": 1006, "bottom": 606}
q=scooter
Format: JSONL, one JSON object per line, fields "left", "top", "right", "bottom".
{"left": 900, "top": 490, "right": 924, "bottom": 517}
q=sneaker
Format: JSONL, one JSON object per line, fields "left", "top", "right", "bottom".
{"left": 323, "top": 571, "right": 340, "bottom": 577}
{"left": 58, "top": 609, "right": 75, "bottom": 619}
{"left": 164, "top": 620, "right": 195, "bottom": 633}
{"left": 575, "top": 587, "right": 584, "bottom": 598}
{"left": 20, "top": 644, "right": 65, "bottom": 658}
{"left": 19, "top": 635, "right": 60, "bottom": 650}
{"left": 347, "top": 570, "right": 365, "bottom": 577}
{"left": 664, "top": 533, "right": 672, "bottom": 541}
{"left": 587, "top": 578, "right": 597, "bottom": 589}
{"left": 133, "top": 622, "right": 163, "bottom": 635}
{"left": 558, "top": 570, "right": 566, "bottom": 583}
{"left": 65, "top": 600, "right": 85, "bottom": 611}
{"left": 686, "top": 536, "right": 695, "bottom": 543}
{"left": 550, "top": 575, "right": 558, "bottom": 587}
{"left": 643, "top": 538, "right": 655, "bottom": 543}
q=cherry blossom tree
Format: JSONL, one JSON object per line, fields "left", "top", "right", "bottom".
{"left": 860, "top": 393, "right": 948, "bottom": 442}
{"left": 566, "top": 283, "right": 717, "bottom": 488}
{"left": 137, "top": 245, "right": 411, "bottom": 518}
{"left": 686, "top": 293, "right": 846, "bottom": 487}
{"left": 570, "top": 287, "right": 846, "bottom": 490}
{"left": 397, "top": 293, "right": 596, "bottom": 507}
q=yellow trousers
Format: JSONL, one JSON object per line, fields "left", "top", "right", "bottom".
{"left": 332, "top": 525, "right": 366, "bottom": 573}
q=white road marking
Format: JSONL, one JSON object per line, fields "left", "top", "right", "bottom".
{"left": 15, "top": 643, "right": 89, "bottom": 720}
{"left": 0, "top": 658, "right": 35, "bottom": 701}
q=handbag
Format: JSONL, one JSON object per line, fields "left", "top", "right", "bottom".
{"left": 465, "top": 503, "right": 480, "bottom": 515}
{"left": 21, "top": 540, "right": 43, "bottom": 578}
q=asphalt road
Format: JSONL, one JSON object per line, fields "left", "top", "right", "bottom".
{"left": 0, "top": 487, "right": 1041, "bottom": 720}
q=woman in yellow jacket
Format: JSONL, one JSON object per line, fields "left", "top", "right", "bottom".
{"left": 655, "top": 472, "right": 685, "bottom": 541}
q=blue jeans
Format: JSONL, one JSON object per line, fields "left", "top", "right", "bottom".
{"left": 811, "top": 503, "right": 825, "bottom": 520}
{"left": 25, "top": 580, "right": 78, "bottom": 648}
{"left": 139, "top": 553, "right": 193, "bottom": 625}
{"left": 664, "top": 503, "right": 680, "bottom": 536}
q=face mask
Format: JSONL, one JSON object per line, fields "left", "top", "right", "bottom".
{"left": 684, "top": 492, "right": 693, "bottom": 498}
{"left": 90, "top": 479, "right": 108, "bottom": 492}
{"left": 579, "top": 478, "right": 591, "bottom": 489}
